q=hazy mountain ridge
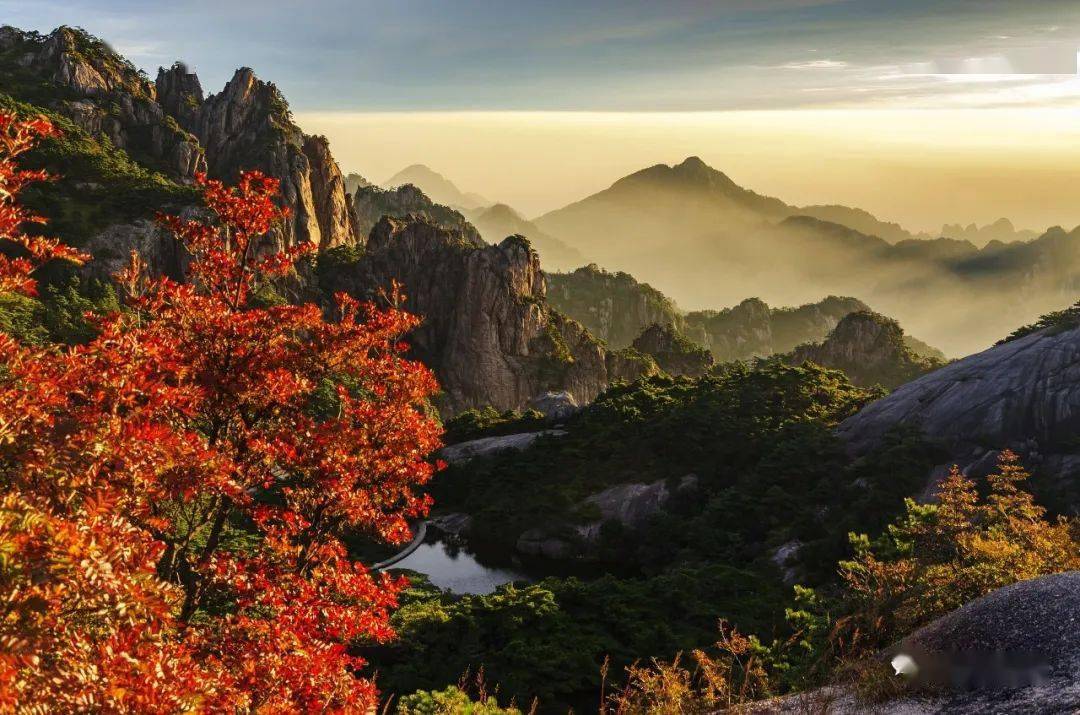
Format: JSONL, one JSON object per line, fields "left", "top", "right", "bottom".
{"left": 382, "top": 163, "right": 488, "bottom": 209}
{"left": 465, "top": 202, "right": 584, "bottom": 271}
{"left": 546, "top": 264, "right": 908, "bottom": 366}
{"left": 533, "top": 156, "right": 1080, "bottom": 356}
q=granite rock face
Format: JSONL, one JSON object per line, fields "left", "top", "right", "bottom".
{"left": 302, "top": 135, "right": 358, "bottom": 249}
{"left": 516, "top": 475, "right": 699, "bottom": 560}
{"left": 0, "top": 26, "right": 358, "bottom": 256}
{"left": 838, "top": 324, "right": 1080, "bottom": 496}
{"left": 765, "top": 572, "right": 1080, "bottom": 713}
{"left": 81, "top": 219, "right": 186, "bottom": 283}
{"left": 584, "top": 474, "right": 699, "bottom": 531}
{"left": 324, "top": 216, "right": 655, "bottom": 413}
{"left": 440, "top": 430, "right": 566, "bottom": 465}
{"left": 173, "top": 67, "right": 323, "bottom": 250}
{"left": 158, "top": 61, "right": 357, "bottom": 252}
{"left": 528, "top": 391, "right": 580, "bottom": 421}
{"left": 2, "top": 26, "right": 206, "bottom": 181}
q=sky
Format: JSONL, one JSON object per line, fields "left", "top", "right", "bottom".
{"left": 7, "top": 1, "right": 1080, "bottom": 227}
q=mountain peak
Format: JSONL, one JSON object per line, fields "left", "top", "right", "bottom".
{"left": 677, "top": 156, "right": 708, "bottom": 170}
{"left": 381, "top": 164, "right": 488, "bottom": 209}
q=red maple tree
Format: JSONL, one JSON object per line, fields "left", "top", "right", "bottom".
{"left": 0, "top": 113, "right": 442, "bottom": 712}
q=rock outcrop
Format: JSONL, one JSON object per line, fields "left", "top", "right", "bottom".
{"left": 351, "top": 183, "right": 482, "bottom": 245}
{"left": 156, "top": 54, "right": 357, "bottom": 252}
{"left": 302, "top": 135, "right": 358, "bottom": 249}
{"left": 528, "top": 391, "right": 580, "bottom": 421}
{"left": 786, "top": 311, "right": 943, "bottom": 389}
{"left": 516, "top": 474, "right": 698, "bottom": 559}
{"left": 169, "top": 66, "right": 325, "bottom": 251}
{"left": 838, "top": 324, "right": 1080, "bottom": 498}
{"left": 767, "top": 572, "right": 1080, "bottom": 713}
{"left": 1, "top": 26, "right": 205, "bottom": 181}
{"left": 322, "top": 216, "right": 655, "bottom": 413}
{"left": 441, "top": 430, "right": 567, "bottom": 465}
{"left": 631, "top": 323, "right": 714, "bottom": 377}
{"left": 466, "top": 203, "right": 584, "bottom": 272}
{"left": 0, "top": 26, "right": 358, "bottom": 256}
{"left": 546, "top": 264, "right": 683, "bottom": 348}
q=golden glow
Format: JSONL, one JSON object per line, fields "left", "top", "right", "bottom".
{"left": 298, "top": 108, "right": 1080, "bottom": 233}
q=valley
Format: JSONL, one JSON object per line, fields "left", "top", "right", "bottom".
{"left": 3, "top": 11, "right": 1080, "bottom": 715}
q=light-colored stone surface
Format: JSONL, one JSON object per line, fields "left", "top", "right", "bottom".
{"left": 584, "top": 474, "right": 698, "bottom": 530}
{"left": 839, "top": 326, "right": 1080, "bottom": 455}
{"left": 757, "top": 572, "right": 1080, "bottom": 713}
{"left": 440, "top": 430, "right": 567, "bottom": 465}
{"left": 838, "top": 325, "right": 1080, "bottom": 498}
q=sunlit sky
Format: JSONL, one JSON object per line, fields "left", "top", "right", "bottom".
{"left": 7, "top": 1, "right": 1080, "bottom": 228}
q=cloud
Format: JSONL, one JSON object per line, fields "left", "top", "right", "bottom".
{"left": 780, "top": 59, "right": 850, "bottom": 70}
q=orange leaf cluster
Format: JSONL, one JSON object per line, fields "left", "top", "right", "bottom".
{"left": 0, "top": 114, "right": 443, "bottom": 712}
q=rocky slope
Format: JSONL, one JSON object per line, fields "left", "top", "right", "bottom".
{"left": 546, "top": 264, "right": 683, "bottom": 347}
{"left": 0, "top": 26, "right": 204, "bottom": 181}
{"left": 158, "top": 63, "right": 357, "bottom": 251}
{"left": 351, "top": 183, "right": 482, "bottom": 244}
{"left": 320, "top": 217, "right": 656, "bottom": 413}
{"left": 838, "top": 322, "right": 1080, "bottom": 501}
{"left": 786, "top": 311, "right": 944, "bottom": 389}
{"left": 768, "top": 571, "right": 1080, "bottom": 713}
{"left": 465, "top": 203, "right": 583, "bottom": 271}
{"left": 1, "top": 25, "right": 357, "bottom": 259}
{"left": 631, "top": 323, "right": 713, "bottom": 377}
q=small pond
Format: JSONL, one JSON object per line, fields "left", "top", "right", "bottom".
{"left": 390, "top": 530, "right": 532, "bottom": 595}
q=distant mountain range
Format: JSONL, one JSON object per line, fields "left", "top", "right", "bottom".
{"left": 463, "top": 203, "right": 583, "bottom": 271}
{"left": 530, "top": 157, "right": 1076, "bottom": 356}
{"left": 382, "top": 164, "right": 488, "bottom": 209}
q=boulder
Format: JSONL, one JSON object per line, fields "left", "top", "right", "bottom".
{"left": 762, "top": 572, "right": 1080, "bottom": 713}
{"left": 584, "top": 474, "right": 698, "bottom": 530}
{"left": 529, "top": 391, "right": 579, "bottom": 421}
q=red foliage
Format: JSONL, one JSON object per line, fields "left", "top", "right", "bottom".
{"left": 0, "top": 113, "right": 88, "bottom": 294}
{"left": 0, "top": 116, "right": 442, "bottom": 712}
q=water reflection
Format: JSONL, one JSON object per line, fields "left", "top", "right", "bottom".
{"left": 392, "top": 532, "right": 531, "bottom": 595}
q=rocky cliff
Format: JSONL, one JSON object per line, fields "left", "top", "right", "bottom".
{"left": 320, "top": 217, "right": 655, "bottom": 413}
{"left": 0, "top": 26, "right": 204, "bottom": 181}
{"left": 160, "top": 64, "right": 355, "bottom": 251}
{"left": 1, "top": 25, "right": 358, "bottom": 257}
{"left": 786, "top": 311, "right": 943, "bottom": 389}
